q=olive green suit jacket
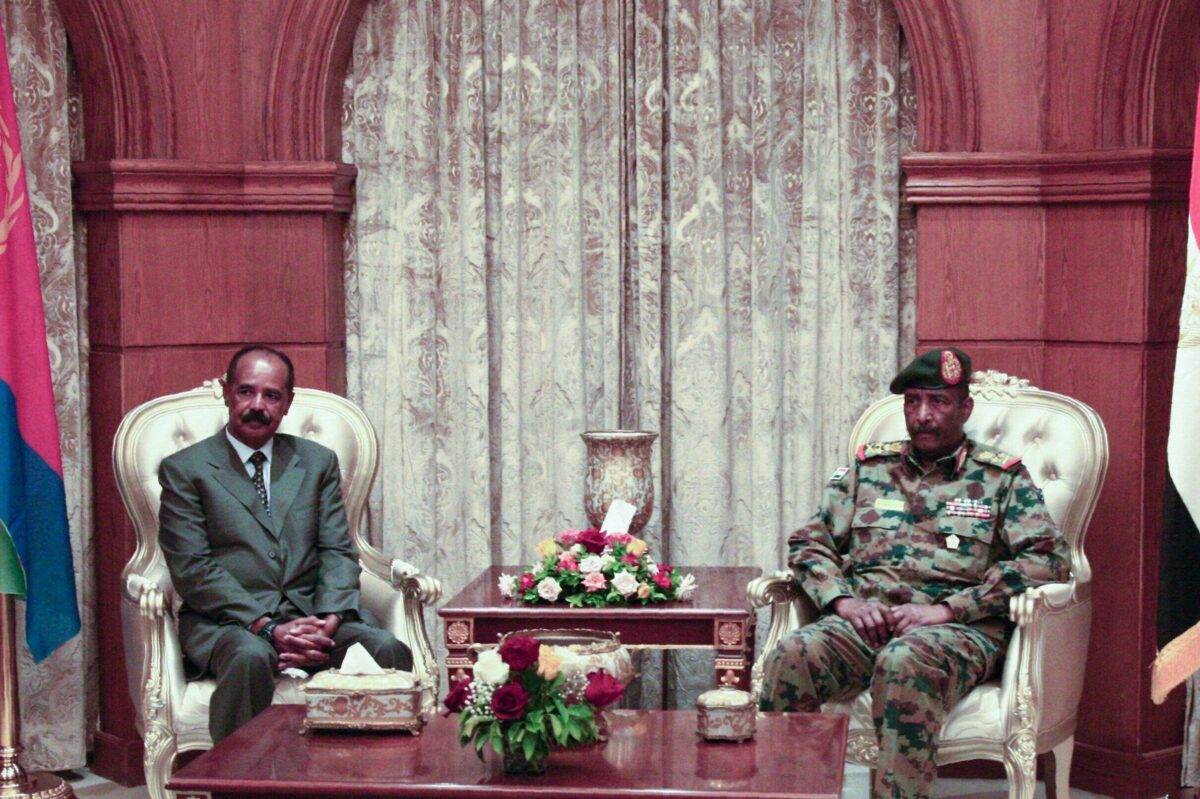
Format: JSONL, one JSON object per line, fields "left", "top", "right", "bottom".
{"left": 157, "top": 431, "right": 361, "bottom": 675}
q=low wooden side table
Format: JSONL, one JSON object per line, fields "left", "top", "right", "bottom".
{"left": 437, "top": 565, "right": 760, "bottom": 690}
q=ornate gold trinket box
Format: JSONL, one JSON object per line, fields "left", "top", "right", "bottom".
{"left": 695, "top": 685, "right": 756, "bottom": 742}
{"left": 302, "top": 669, "right": 425, "bottom": 733}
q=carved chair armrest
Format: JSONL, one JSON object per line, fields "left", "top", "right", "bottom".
{"left": 747, "top": 571, "right": 820, "bottom": 700}
{"left": 1001, "top": 581, "right": 1091, "bottom": 765}
{"left": 359, "top": 557, "right": 442, "bottom": 717}
{"left": 122, "top": 573, "right": 186, "bottom": 733}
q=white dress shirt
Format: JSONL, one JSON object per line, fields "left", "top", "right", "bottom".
{"left": 225, "top": 428, "right": 274, "bottom": 506}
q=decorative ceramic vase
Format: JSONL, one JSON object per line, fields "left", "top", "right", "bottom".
{"left": 502, "top": 744, "right": 547, "bottom": 775}
{"left": 498, "top": 628, "right": 636, "bottom": 699}
{"left": 581, "top": 430, "right": 657, "bottom": 536}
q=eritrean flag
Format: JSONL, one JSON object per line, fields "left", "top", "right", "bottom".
{"left": 0, "top": 23, "right": 80, "bottom": 660}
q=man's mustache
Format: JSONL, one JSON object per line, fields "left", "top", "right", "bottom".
{"left": 241, "top": 409, "right": 270, "bottom": 425}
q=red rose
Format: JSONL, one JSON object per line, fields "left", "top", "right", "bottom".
{"left": 498, "top": 635, "right": 540, "bottom": 671}
{"left": 584, "top": 670, "right": 625, "bottom": 708}
{"left": 519, "top": 573, "right": 536, "bottom": 591}
{"left": 443, "top": 680, "right": 470, "bottom": 713}
{"left": 576, "top": 528, "right": 607, "bottom": 554}
{"left": 622, "top": 552, "right": 639, "bottom": 566}
{"left": 491, "top": 681, "right": 530, "bottom": 720}
{"left": 653, "top": 569, "right": 672, "bottom": 590}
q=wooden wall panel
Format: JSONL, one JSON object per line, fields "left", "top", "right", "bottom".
{"left": 915, "top": 206, "right": 1045, "bottom": 341}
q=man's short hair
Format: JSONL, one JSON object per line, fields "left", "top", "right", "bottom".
{"left": 225, "top": 344, "right": 295, "bottom": 394}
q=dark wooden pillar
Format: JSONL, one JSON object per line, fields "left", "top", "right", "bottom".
{"left": 897, "top": 1, "right": 1200, "bottom": 795}
{"left": 54, "top": 1, "right": 365, "bottom": 783}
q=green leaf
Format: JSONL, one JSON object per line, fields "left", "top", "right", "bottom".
{"left": 549, "top": 714, "right": 564, "bottom": 741}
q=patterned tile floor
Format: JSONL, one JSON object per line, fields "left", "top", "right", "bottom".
{"left": 61, "top": 762, "right": 1115, "bottom": 798}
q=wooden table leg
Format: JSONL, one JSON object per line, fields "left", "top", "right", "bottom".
{"left": 713, "top": 618, "right": 751, "bottom": 689}
{"left": 444, "top": 617, "right": 475, "bottom": 687}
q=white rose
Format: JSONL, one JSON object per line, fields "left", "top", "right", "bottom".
{"left": 611, "top": 570, "right": 639, "bottom": 597}
{"left": 571, "top": 543, "right": 586, "bottom": 556}
{"left": 647, "top": 561, "right": 659, "bottom": 576}
{"left": 497, "top": 573, "right": 517, "bottom": 599}
{"left": 537, "top": 576, "right": 562, "bottom": 602}
{"left": 599, "top": 553, "right": 617, "bottom": 569}
{"left": 677, "top": 573, "right": 697, "bottom": 600}
{"left": 579, "top": 555, "right": 604, "bottom": 574}
{"left": 474, "top": 648, "right": 510, "bottom": 684}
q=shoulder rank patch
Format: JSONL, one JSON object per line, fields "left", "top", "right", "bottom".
{"left": 828, "top": 465, "right": 850, "bottom": 484}
{"left": 972, "top": 446, "right": 1022, "bottom": 471}
{"left": 856, "top": 440, "right": 906, "bottom": 462}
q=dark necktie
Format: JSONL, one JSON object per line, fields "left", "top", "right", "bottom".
{"left": 249, "top": 451, "right": 271, "bottom": 515}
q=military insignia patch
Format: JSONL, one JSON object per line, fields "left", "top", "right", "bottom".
{"left": 945, "top": 534, "right": 961, "bottom": 549}
{"left": 829, "top": 465, "right": 850, "bottom": 485}
{"left": 856, "top": 440, "right": 906, "bottom": 462}
{"left": 973, "top": 447, "right": 1022, "bottom": 471}
{"left": 940, "top": 349, "right": 963, "bottom": 385}
{"left": 946, "top": 498, "right": 994, "bottom": 519}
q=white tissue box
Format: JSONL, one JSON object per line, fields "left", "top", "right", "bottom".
{"left": 301, "top": 668, "right": 425, "bottom": 733}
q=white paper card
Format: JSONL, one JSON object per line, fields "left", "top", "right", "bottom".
{"left": 340, "top": 642, "right": 387, "bottom": 675}
{"left": 600, "top": 499, "right": 637, "bottom": 535}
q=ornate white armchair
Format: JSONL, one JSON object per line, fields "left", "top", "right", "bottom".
{"left": 748, "top": 371, "right": 1108, "bottom": 799}
{"left": 114, "top": 381, "right": 441, "bottom": 799}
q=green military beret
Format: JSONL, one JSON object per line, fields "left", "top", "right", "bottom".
{"left": 889, "top": 348, "right": 972, "bottom": 394}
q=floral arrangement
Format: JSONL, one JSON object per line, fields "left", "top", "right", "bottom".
{"left": 443, "top": 635, "right": 625, "bottom": 773}
{"left": 497, "top": 529, "right": 697, "bottom": 608}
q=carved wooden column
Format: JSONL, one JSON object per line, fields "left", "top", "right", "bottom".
{"left": 55, "top": 1, "right": 365, "bottom": 784}
{"left": 897, "top": 1, "right": 1200, "bottom": 795}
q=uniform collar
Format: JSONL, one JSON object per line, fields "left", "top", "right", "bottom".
{"left": 904, "top": 438, "right": 969, "bottom": 479}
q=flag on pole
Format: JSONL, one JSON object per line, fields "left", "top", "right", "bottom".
{"left": 0, "top": 22, "right": 80, "bottom": 660}
{"left": 1153, "top": 85, "right": 1200, "bottom": 704}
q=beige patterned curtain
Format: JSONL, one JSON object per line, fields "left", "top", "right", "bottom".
{"left": 344, "top": 0, "right": 914, "bottom": 701}
{"left": 2, "top": 0, "right": 92, "bottom": 772}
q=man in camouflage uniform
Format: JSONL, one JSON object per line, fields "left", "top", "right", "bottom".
{"left": 759, "top": 348, "right": 1070, "bottom": 799}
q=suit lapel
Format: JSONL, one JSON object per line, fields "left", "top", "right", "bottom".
{"left": 207, "top": 434, "right": 275, "bottom": 536}
{"left": 268, "top": 435, "right": 306, "bottom": 537}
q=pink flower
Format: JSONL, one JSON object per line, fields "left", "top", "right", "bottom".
{"left": 653, "top": 569, "right": 672, "bottom": 590}
{"left": 519, "top": 573, "right": 536, "bottom": 592}
{"left": 555, "top": 530, "right": 582, "bottom": 546}
{"left": 558, "top": 553, "right": 579, "bottom": 571}
{"left": 582, "top": 571, "right": 607, "bottom": 592}
{"left": 606, "top": 531, "right": 633, "bottom": 546}
{"left": 622, "top": 552, "right": 640, "bottom": 566}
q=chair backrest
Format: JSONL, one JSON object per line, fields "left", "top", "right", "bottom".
{"left": 847, "top": 370, "right": 1108, "bottom": 583}
{"left": 113, "top": 379, "right": 382, "bottom": 601}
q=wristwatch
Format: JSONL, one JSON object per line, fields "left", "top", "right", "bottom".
{"left": 257, "top": 618, "right": 280, "bottom": 646}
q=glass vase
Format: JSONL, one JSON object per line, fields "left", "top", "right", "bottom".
{"left": 502, "top": 744, "right": 547, "bottom": 775}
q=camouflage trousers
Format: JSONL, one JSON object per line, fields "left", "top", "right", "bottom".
{"left": 759, "top": 614, "right": 1003, "bottom": 799}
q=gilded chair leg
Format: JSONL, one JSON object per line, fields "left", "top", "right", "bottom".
{"left": 1004, "top": 750, "right": 1037, "bottom": 799}
{"left": 1050, "top": 735, "right": 1074, "bottom": 799}
{"left": 143, "top": 733, "right": 177, "bottom": 799}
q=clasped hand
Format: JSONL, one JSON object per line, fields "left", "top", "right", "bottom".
{"left": 830, "top": 597, "right": 953, "bottom": 648}
{"left": 270, "top": 614, "right": 341, "bottom": 670}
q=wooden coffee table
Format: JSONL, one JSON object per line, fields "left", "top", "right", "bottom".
{"left": 438, "top": 565, "right": 760, "bottom": 690}
{"left": 167, "top": 705, "right": 848, "bottom": 798}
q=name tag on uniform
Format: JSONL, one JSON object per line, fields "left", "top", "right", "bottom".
{"left": 946, "top": 498, "right": 993, "bottom": 520}
{"left": 874, "top": 498, "right": 906, "bottom": 512}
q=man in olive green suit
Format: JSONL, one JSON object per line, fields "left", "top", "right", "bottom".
{"left": 158, "top": 345, "right": 411, "bottom": 743}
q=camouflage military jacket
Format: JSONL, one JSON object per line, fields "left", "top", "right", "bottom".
{"left": 789, "top": 438, "right": 1070, "bottom": 639}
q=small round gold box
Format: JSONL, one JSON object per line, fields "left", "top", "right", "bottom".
{"left": 695, "top": 685, "right": 756, "bottom": 741}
